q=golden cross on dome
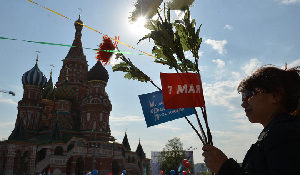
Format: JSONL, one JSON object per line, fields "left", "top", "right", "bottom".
{"left": 36, "top": 51, "right": 41, "bottom": 63}
{"left": 78, "top": 8, "right": 82, "bottom": 16}
{"left": 50, "top": 64, "right": 55, "bottom": 77}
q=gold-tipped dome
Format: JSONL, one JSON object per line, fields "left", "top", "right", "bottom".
{"left": 54, "top": 80, "right": 76, "bottom": 101}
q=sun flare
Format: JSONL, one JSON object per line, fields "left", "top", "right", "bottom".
{"left": 136, "top": 16, "right": 146, "bottom": 26}
{"left": 128, "top": 16, "right": 149, "bottom": 36}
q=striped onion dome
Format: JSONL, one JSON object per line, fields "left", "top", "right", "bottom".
{"left": 87, "top": 61, "right": 109, "bottom": 82}
{"left": 22, "top": 59, "right": 47, "bottom": 87}
{"left": 42, "top": 73, "right": 55, "bottom": 100}
{"left": 54, "top": 80, "right": 76, "bottom": 101}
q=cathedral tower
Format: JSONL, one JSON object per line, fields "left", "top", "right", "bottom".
{"left": 80, "top": 61, "right": 113, "bottom": 141}
{"left": 17, "top": 58, "right": 47, "bottom": 133}
{"left": 56, "top": 15, "right": 88, "bottom": 111}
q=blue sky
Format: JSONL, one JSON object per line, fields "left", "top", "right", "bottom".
{"left": 0, "top": 0, "right": 299, "bottom": 164}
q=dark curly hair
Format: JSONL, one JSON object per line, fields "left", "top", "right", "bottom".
{"left": 237, "top": 65, "right": 300, "bottom": 114}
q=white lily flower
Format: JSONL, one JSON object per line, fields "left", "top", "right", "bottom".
{"left": 109, "top": 49, "right": 122, "bottom": 67}
{"left": 166, "top": 0, "right": 195, "bottom": 10}
{"left": 129, "top": 0, "right": 163, "bottom": 23}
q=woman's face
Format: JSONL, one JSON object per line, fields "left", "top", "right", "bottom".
{"left": 241, "top": 90, "right": 277, "bottom": 127}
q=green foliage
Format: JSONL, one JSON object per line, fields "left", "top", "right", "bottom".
{"left": 112, "top": 53, "right": 150, "bottom": 82}
{"left": 114, "top": 6, "right": 203, "bottom": 82}
{"left": 139, "top": 8, "right": 202, "bottom": 73}
{"left": 159, "top": 137, "right": 187, "bottom": 175}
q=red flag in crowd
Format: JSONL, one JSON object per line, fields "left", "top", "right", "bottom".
{"left": 160, "top": 72, "right": 205, "bottom": 109}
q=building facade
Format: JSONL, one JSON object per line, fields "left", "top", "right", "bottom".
{"left": 0, "top": 16, "right": 150, "bottom": 175}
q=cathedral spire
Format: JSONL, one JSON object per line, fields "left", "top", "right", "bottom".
{"left": 122, "top": 132, "right": 131, "bottom": 151}
{"left": 136, "top": 138, "right": 146, "bottom": 159}
{"left": 66, "top": 15, "right": 84, "bottom": 58}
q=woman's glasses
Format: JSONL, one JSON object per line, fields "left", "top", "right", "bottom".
{"left": 242, "top": 88, "right": 265, "bottom": 101}
{"left": 242, "top": 90, "right": 256, "bottom": 101}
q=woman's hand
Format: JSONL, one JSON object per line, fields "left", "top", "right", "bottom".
{"left": 202, "top": 144, "right": 228, "bottom": 174}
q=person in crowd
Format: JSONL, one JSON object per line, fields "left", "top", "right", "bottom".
{"left": 202, "top": 65, "right": 300, "bottom": 174}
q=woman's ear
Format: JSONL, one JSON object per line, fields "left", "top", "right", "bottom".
{"left": 272, "top": 88, "right": 284, "bottom": 104}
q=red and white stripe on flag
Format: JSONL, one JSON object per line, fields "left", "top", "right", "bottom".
{"left": 160, "top": 72, "right": 205, "bottom": 109}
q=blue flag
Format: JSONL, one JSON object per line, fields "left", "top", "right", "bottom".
{"left": 139, "top": 91, "right": 195, "bottom": 127}
{"left": 178, "top": 163, "right": 182, "bottom": 172}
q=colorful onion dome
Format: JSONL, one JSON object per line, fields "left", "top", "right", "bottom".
{"left": 54, "top": 80, "right": 76, "bottom": 101}
{"left": 87, "top": 61, "right": 109, "bottom": 82}
{"left": 42, "top": 73, "right": 55, "bottom": 100}
{"left": 22, "top": 59, "right": 47, "bottom": 87}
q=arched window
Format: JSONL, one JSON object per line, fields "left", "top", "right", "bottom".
{"left": 23, "top": 151, "right": 30, "bottom": 173}
{"left": 13, "top": 151, "right": 22, "bottom": 174}
{"left": 54, "top": 146, "right": 63, "bottom": 156}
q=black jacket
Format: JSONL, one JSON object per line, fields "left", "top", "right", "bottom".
{"left": 219, "top": 113, "right": 300, "bottom": 175}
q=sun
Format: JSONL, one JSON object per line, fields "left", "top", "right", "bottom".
{"left": 136, "top": 16, "right": 146, "bottom": 26}
{"left": 128, "top": 16, "right": 150, "bottom": 36}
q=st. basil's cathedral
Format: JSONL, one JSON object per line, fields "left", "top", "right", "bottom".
{"left": 0, "top": 16, "right": 150, "bottom": 175}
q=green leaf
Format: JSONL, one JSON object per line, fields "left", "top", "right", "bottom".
{"left": 124, "top": 72, "right": 132, "bottom": 79}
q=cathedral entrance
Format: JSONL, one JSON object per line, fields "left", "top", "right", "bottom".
{"left": 112, "top": 161, "right": 119, "bottom": 175}
{"left": 75, "top": 157, "right": 84, "bottom": 175}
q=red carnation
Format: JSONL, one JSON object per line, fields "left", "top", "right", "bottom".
{"left": 96, "top": 35, "right": 119, "bottom": 66}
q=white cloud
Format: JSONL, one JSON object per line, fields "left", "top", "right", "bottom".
{"left": 0, "top": 122, "right": 14, "bottom": 127}
{"left": 212, "top": 59, "right": 225, "bottom": 68}
{"left": 184, "top": 51, "right": 204, "bottom": 60}
{"left": 11, "top": 85, "right": 22, "bottom": 91}
{"left": 110, "top": 130, "right": 125, "bottom": 138}
{"left": 287, "top": 59, "right": 300, "bottom": 68}
{"left": 212, "top": 69, "right": 227, "bottom": 80}
{"left": 241, "top": 58, "right": 262, "bottom": 76}
{"left": 203, "top": 80, "right": 240, "bottom": 111}
{"left": 232, "top": 71, "right": 242, "bottom": 80}
{"left": 284, "top": 47, "right": 292, "bottom": 51}
{"left": 184, "top": 51, "right": 193, "bottom": 60}
{"left": 154, "top": 123, "right": 182, "bottom": 132}
{"left": 224, "top": 25, "right": 233, "bottom": 30}
{"left": 280, "top": 0, "right": 300, "bottom": 4}
{"left": 198, "top": 51, "right": 204, "bottom": 58}
{"left": 0, "top": 98, "right": 18, "bottom": 105}
{"left": 110, "top": 115, "right": 144, "bottom": 125}
{"left": 204, "top": 39, "right": 227, "bottom": 54}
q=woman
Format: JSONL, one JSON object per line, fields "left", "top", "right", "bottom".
{"left": 202, "top": 65, "right": 300, "bottom": 174}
